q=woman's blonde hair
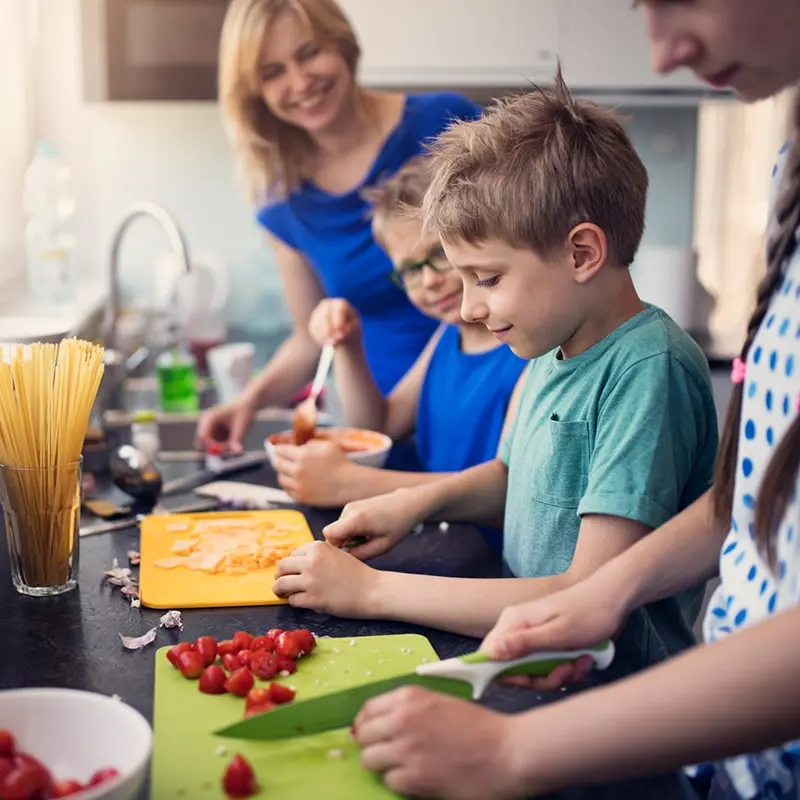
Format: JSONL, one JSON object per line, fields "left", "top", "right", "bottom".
{"left": 218, "top": 0, "right": 361, "bottom": 202}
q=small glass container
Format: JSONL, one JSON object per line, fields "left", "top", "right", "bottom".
{"left": 131, "top": 410, "right": 161, "bottom": 460}
{"left": 0, "top": 459, "right": 82, "bottom": 596}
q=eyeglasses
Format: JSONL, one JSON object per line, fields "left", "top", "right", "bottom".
{"left": 390, "top": 249, "right": 454, "bottom": 291}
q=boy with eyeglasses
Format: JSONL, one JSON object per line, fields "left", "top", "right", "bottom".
{"left": 270, "top": 155, "right": 525, "bottom": 549}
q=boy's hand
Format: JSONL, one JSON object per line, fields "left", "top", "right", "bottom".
{"left": 323, "top": 488, "right": 422, "bottom": 559}
{"left": 481, "top": 579, "right": 625, "bottom": 691}
{"left": 308, "top": 298, "right": 360, "bottom": 347}
{"left": 273, "top": 540, "right": 378, "bottom": 618}
{"left": 272, "top": 439, "right": 354, "bottom": 507}
{"left": 354, "top": 686, "right": 523, "bottom": 800}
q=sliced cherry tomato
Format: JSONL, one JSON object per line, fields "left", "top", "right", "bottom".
{"left": 244, "top": 688, "right": 271, "bottom": 711}
{"left": 291, "top": 629, "right": 316, "bottom": 657}
{"left": 221, "top": 653, "right": 241, "bottom": 672}
{"left": 178, "top": 650, "right": 205, "bottom": 679}
{"left": 194, "top": 636, "right": 218, "bottom": 667}
{"left": 244, "top": 701, "right": 276, "bottom": 718}
{"left": 276, "top": 656, "right": 297, "bottom": 675}
{"left": 3, "top": 755, "right": 52, "bottom": 800}
{"left": 0, "top": 731, "right": 14, "bottom": 757}
{"left": 217, "top": 639, "right": 240, "bottom": 657}
{"left": 268, "top": 682, "right": 296, "bottom": 705}
{"left": 51, "top": 778, "right": 85, "bottom": 797}
{"left": 166, "top": 641, "right": 193, "bottom": 669}
{"left": 232, "top": 631, "right": 254, "bottom": 650}
{"left": 249, "top": 635, "right": 274, "bottom": 653}
{"left": 88, "top": 767, "right": 120, "bottom": 787}
{"left": 236, "top": 650, "right": 253, "bottom": 668}
{"left": 266, "top": 628, "right": 283, "bottom": 639}
{"left": 274, "top": 631, "right": 301, "bottom": 660}
{"left": 0, "top": 758, "right": 12, "bottom": 783}
{"left": 224, "top": 668, "right": 254, "bottom": 697}
{"left": 199, "top": 665, "right": 227, "bottom": 695}
{"left": 249, "top": 651, "right": 279, "bottom": 681}
{"left": 222, "top": 754, "right": 256, "bottom": 798}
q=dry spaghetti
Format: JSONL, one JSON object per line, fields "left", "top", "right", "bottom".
{"left": 0, "top": 340, "right": 104, "bottom": 589}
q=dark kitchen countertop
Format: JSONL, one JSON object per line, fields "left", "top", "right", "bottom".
{"left": 0, "top": 461, "right": 691, "bottom": 800}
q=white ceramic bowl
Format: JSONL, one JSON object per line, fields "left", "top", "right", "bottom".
{"left": 265, "top": 427, "right": 393, "bottom": 469}
{"left": 0, "top": 688, "right": 152, "bottom": 800}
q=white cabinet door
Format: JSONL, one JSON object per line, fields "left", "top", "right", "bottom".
{"left": 339, "top": 0, "right": 561, "bottom": 86}
{"left": 560, "top": 0, "right": 704, "bottom": 90}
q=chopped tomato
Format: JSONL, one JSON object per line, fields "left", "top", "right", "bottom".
{"left": 276, "top": 656, "right": 297, "bottom": 675}
{"left": 224, "top": 668, "right": 254, "bottom": 697}
{"left": 221, "top": 653, "right": 241, "bottom": 673}
{"left": 178, "top": 650, "right": 205, "bottom": 679}
{"left": 268, "top": 682, "right": 296, "bottom": 705}
{"left": 217, "top": 639, "right": 240, "bottom": 657}
{"left": 249, "top": 635, "right": 274, "bottom": 653}
{"left": 2, "top": 754, "right": 52, "bottom": 800}
{"left": 194, "top": 636, "right": 218, "bottom": 666}
{"left": 51, "top": 778, "right": 84, "bottom": 797}
{"left": 244, "top": 688, "right": 271, "bottom": 711}
{"left": 199, "top": 665, "right": 227, "bottom": 695}
{"left": 0, "top": 732, "right": 13, "bottom": 757}
{"left": 222, "top": 754, "right": 256, "bottom": 798}
{"left": 0, "top": 758, "right": 12, "bottom": 783}
{"left": 244, "top": 701, "right": 276, "bottom": 718}
{"left": 250, "top": 651, "right": 279, "bottom": 681}
{"left": 274, "top": 631, "right": 301, "bottom": 660}
{"left": 291, "top": 629, "right": 316, "bottom": 656}
{"left": 232, "top": 631, "right": 254, "bottom": 650}
{"left": 88, "top": 768, "right": 120, "bottom": 787}
{"left": 266, "top": 628, "right": 283, "bottom": 639}
{"left": 166, "top": 641, "right": 193, "bottom": 668}
{"left": 236, "top": 650, "right": 253, "bottom": 668}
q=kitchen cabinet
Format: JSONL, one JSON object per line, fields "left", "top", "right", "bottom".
{"left": 338, "top": 0, "right": 560, "bottom": 87}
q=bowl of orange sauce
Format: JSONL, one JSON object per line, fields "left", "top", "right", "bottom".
{"left": 265, "top": 427, "right": 393, "bottom": 469}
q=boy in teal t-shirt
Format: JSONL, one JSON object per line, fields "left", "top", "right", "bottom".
{"left": 271, "top": 72, "right": 718, "bottom": 671}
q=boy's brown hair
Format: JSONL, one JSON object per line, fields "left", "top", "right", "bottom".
{"left": 422, "top": 68, "right": 648, "bottom": 267}
{"left": 363, "top": 155, "right": 433, "bottom": 247}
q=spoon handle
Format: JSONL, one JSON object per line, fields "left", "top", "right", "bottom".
{"left": 310, "top": 343, "right": 335, "bottom": 400}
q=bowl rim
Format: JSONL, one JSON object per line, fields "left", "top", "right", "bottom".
{"left": 0, "top": 687, "right": 153, "bottom": 798}
{"left": 265, "top": 427, "right": 393, "bottom": 453}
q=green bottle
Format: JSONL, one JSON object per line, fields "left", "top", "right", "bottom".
{"left": 156, "top": 346, "right": 199, "bottom": 413}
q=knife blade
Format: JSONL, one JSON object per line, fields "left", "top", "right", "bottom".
{"left": 215, "top": 642, "right": 614, "bottom": 741}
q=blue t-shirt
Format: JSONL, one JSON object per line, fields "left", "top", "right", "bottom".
{"left": 256, "top": 92, "right": 482, "bottom": 396}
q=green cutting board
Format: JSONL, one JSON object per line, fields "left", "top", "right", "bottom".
{"left": 152, "top": 633, "right": 440, "bottom": 799}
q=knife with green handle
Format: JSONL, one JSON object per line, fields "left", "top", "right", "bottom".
{"left": 215, "top": 640, "right": 614, "bottom": 741}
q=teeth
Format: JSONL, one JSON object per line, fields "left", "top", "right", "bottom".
{"left": 296, "top": 87, "right": 328, "bottom": 109}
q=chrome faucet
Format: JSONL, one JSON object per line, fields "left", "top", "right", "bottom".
{"left": 102, "top": 202, "right": 191, "bottom": 350}
{"left": 96, "top": 203, "right": 192, "bottom": 418}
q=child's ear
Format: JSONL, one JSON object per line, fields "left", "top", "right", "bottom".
{"left": 567, "top": 223, "right": 607, "bottom": 284}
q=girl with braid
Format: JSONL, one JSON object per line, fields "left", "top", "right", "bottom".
{"left": 344, "top": 3, "right": 800, "bottom": 800}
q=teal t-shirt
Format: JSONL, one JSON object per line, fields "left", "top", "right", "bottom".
{"left": 501, "top": 305, "right": 718, "bottom": 668}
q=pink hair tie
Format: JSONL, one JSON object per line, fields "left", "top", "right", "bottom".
{"left": 731, "top": 356, "right": 747, "bottom": 384}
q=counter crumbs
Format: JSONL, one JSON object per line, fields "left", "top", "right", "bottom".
{"left": 349, "top": 638, "right": 356, "bottom": 646}
{"left": 365, "top": 670, "right": 372, "bottom": 677}
{"left": 279, "top": 670, "right": 290, "bottom": 678}
{"left": 327, "top": 749, "right": 345, "bottom": 759}
{"left": 214, "top": 746, "right": 228, "bottom": 757}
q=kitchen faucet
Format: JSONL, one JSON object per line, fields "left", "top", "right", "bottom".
{"left": 96, "top": 202, "right": 192, "bottom": 416}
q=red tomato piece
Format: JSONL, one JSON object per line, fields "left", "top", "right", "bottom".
{"left": 268, "top": 682, "right": 296, "bottom": 705}
{"left": 221, "top": 653, "right": 241, "bottom": 672}
{"left": 244, "top": 701, "right": 276, "bottom": 718}
{"left": 274, "top": 631, "right": 301, "bottom": 660}
{"left": 276, "top": 656, "right": 297, "bottom": 675}
{"left": 291, "top": 629, "right": 316, "bottom": 657}
{"left": 2, "top": 754, "right": 52, "bottom": 800}
{"left": 0, "top": 758, "right": 12, "bottom": 783}
{"left": 88, "top": 768, "right": 120, "bottom": 787}
{"left": 232, "top": 631, "right": 254, "bottom": 650}
{"left": 249, "top": 636, "right": 273, "bottom": 653}
{"left": 236, "top": 650, "right": 253, "bottom": 668}
{"left": 193, "top": 636, "right": 218, "bottom": 667}
{"left": 166, "top": 641, "right": 193, "bottom": 668}
{"left": 199, "top": 665, "right": 227, "bottom": 695}
{"left": 51, "top": 778, "right": 84, "bottom": 797}
{"left": 0, "top": 732, "right": 14, "bottom": 757}
{"left": 265, "top": 628, "right": 283, "bottom": 639}
{"left": 222, "top": 754, "right": 256, "bottom": 798}
{"left": 224, "top": 668, "right": 254, "bottom": 697}
{"left": 250, "top": 651, "right": 279, "bottom": 681}
{"left": 217, "top": 639, "right": 240, "bottom": 657}
{"left": 178, "top": 650, "right": 205, "bottom": 679}
{"left": 244, "top": 688, "right": 271, "bottom": 711}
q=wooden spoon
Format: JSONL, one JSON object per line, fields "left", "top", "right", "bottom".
{"left": 292, "top": 342, "right": 335, "bottom": 445}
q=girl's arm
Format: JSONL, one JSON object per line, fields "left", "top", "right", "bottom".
{"left": 508, "top": 605, "right": 800, "bottom": 795}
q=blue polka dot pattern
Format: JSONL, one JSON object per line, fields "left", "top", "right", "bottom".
{"left": 723, "top": 541, "right": 737, "bottom": 555}
{"left": 731, "top": 518, "right": 739, "bottom": 532}
{"left": 748, "top": 522, "right": 755, "bottom": 539}
{"left": 786, "top": 354, "right": 795, "bottom": 377}
{"left": 734, "top": 608, "right": 747, "bottom": 626}
{"left": 767, "top": 427, "right": 775, "bottom": 446}
{"left": 760, "top": 579, "right": 769, "bottom": 596}
{"left": 742, "top": 458, "right": 753, "bottom": 477}
{"left": 742, "top": 494, "right": 755, "bottom": 510}
{"left": 766, "top": 390, "right": 773, "bottom": 411}
{"left": 769, "top": 350, "right": 778, "bottom": 370}
{"left": 711, "top": 607, "right": 727, "bottom": 618}
{"left": 734, "top": 551, "right": 746, "bottom": 566}
{"left": 753, "top": 346, "right": 763, "bottom": 364}
{"left": 748, "top": 381, "right": 758, "bottom": 399}
{"left": 745, "top": 419, "right": 756, "bottom": 440}
{"left": 785, "top": 394, "right": 792, "bottom": 416}
{"left": 779, "top": 560, "right": 787, "bottom": 579}
{"left": 768, "top": 592, "right": 778, "bottom": 613}
{"left": 779, "top": 318, "right": 790, "bottom": 335}
{"left": 747, "top": 565, "right": 757, "bottom": 581}
{"left": 766, "top": 314, "right": 776, "bottom": 329}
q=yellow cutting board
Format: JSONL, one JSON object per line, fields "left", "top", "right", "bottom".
{"left": 139, "top": 509, "right": 314, "bottom": 609}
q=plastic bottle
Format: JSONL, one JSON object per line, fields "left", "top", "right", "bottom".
{"left": 156, "top": 345, "right": 200, "bottom": 413}
{"left": 130, "top": 410, "right": 161, "bottom": 460}
{"left": 23, "top": 141, "right": 76, "bottom": 305}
